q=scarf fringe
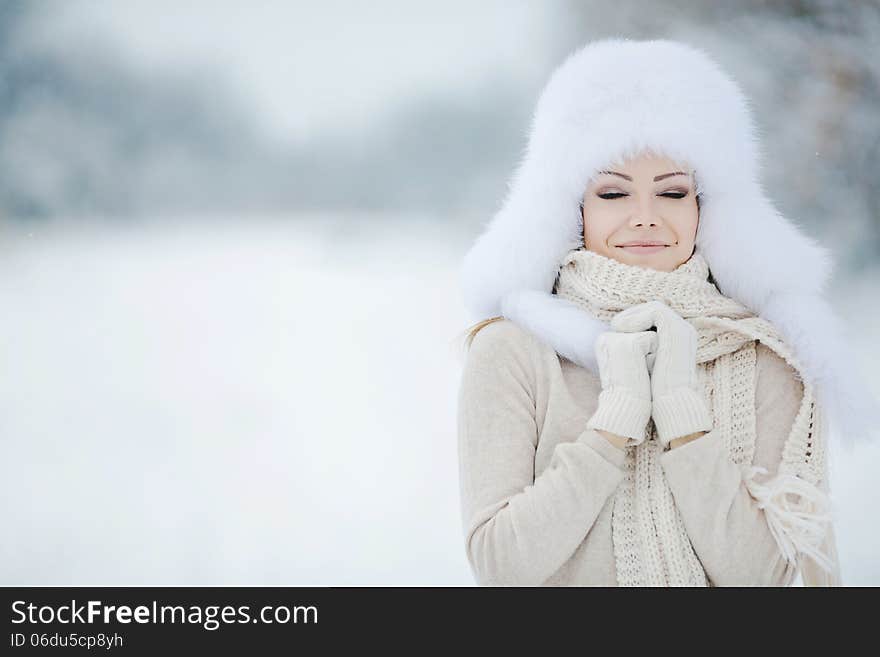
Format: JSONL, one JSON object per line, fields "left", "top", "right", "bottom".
{"left": 740, "top": 465, "right": 835, "bottom": 575}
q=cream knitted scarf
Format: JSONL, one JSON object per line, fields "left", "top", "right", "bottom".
{"left": 553, "top": 246, "right": 841, "bottom": 586}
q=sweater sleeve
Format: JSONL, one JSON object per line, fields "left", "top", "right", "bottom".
{"left": 658, "top": 342, "right": 808, "bottom": 586}
{"left": 457, "top": 320, "right": 628, "bottom": 586}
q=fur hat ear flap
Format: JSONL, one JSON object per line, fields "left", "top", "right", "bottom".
{"left": 500, "top": 288, "right": 606, "bottom": 373}
{"left": 695, "top": 192, "right": 835, "bottom": 312}
{"left": 760, "top": 292, "right": 880, "bottom": 448}
{"left": 460, "top": 154, "right": 585, "bottom": 324}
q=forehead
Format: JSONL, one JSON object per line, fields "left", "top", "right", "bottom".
{"left": 588, "top": 168, "right": 694, "bottom": 185}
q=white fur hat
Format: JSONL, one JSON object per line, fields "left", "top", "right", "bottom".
{"left": 459, "top": 37, "right": 880, "bottom": 447}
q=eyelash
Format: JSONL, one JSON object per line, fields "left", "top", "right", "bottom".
{"left": 598, "top": 191, "right": 688, "bottom": 200}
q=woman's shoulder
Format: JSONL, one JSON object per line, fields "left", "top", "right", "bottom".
{"left": 463, "top": 318, "right": 568, "bottom": 387}
{"left": 466, "top": 318, "right": 546, "bottom": 366}
{"left": 753, "top": 340, "right": 805, "bottom": 428}
{"left": 754, "top": 340, "right": 803, "bottom": 392}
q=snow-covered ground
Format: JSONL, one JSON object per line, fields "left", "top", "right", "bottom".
{"left": 1, "top": 215, "right": 878, "bottom": 585}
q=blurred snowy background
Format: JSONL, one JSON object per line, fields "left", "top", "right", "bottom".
{"left": 1, "top": 0, "right": 878, "bottom": 585}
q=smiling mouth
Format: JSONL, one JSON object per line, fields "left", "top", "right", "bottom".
{"left": 616, "top": 244, "right": 670, "bottom": 253}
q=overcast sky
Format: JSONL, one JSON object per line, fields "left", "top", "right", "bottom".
{"left": 32, "top": 0, "right": 562, "bottom": 144}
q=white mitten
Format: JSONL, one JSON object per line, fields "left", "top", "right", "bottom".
{"left": 611, "top": 300, "right": 714, "bottom": 447}
{"left": 586, "top": 329, "right": 658, "bottom": 447}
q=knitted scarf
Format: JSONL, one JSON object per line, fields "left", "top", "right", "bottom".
{"left": 553, "top": 246, "right": 841, "bottom": 586}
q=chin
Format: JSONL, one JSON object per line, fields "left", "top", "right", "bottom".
{"left": 611, "top": 249, "right": 675, "bottom": 271}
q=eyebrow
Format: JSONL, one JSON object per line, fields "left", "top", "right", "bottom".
{"left": 597, "top": 170, "right": 689, "bottom": 182}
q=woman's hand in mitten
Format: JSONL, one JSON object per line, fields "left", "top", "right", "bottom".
{"left": 610, "top": 300, "right": 713, "bottom": 447}
{"left": 585, "top": 329, "right": 658, "bottom": 447}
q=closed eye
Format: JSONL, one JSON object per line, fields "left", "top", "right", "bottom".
{"left": 598, "top": 191, "right": 689, "bottom": 200}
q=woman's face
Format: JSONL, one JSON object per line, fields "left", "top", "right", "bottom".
{"left": 580, "top": 150, "right": 699, "bottom": 271}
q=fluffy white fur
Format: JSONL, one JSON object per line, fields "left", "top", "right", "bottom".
{"left": 500, "top": 288, "right": 609, "bottom": 373}
{"left": 459, "top": 38, "right": 880, "bottom": 447}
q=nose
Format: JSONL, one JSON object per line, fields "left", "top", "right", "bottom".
{"left": 629, "top": 201, "right": 664, "bottom": 228}
{"left": 629, "top": 215, "right": 663, "bottom": 228}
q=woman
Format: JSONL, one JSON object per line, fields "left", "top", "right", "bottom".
{"left": 456, "top": 38, "right": 880, "bottom": 586}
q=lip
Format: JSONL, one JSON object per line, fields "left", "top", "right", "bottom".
{"left": 616, "top": 242, "right": 669, "bottom": 254}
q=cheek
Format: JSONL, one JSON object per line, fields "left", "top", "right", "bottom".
{"left": 582, "top": 203, "right": 621, "bottom": 242}
{"left": 668, "top": 206, "right": 700, "bottom": 236}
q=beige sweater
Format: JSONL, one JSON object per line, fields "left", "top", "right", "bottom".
{"left": 457, "top": 318, "right": 810, "bottom": 586}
